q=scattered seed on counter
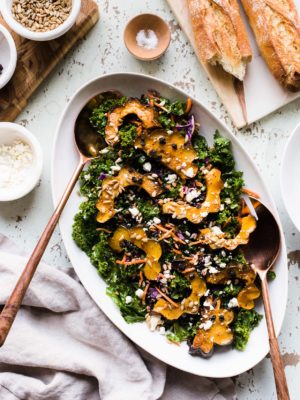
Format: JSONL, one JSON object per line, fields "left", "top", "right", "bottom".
{"left": 11, "top": 0, "right": 72, "bottom": 32}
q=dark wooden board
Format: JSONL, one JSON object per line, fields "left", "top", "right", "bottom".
{"left": 0, "top": 0, "right": 99, "bottom": 121}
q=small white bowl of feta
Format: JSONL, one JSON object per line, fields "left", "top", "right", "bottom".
{"left": 0, "top": 122, "right": 43, "bottom": 201}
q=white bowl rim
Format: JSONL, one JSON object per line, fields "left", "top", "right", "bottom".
{"left": 280, "top": 120, "right": 300, "bottom": 231}
{"left": 0, "top": 23, "right": 17, "bottom": 89}
{"left": 51, "top": 72, "right": 288, "bottom": 378}
{"left": 0, "top": 122, "right": 43, "bottom": 201}
{"left": 0, "top": 0, "right": 81, "bottom": 41}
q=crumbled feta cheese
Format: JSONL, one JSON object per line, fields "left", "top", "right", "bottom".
{"left": 129, "top": 207, "right": 140, "bottom": 217}
{"left": 183, "top": 167, "right": 194, "bottom": 178}
{"left": 200, "top": 320, "right": 213, "bottom": 331}
{"left": 125, "top": 296, "right": 132, "bottom": 304}
{"left": 135, "top": 289, "right": 144, "bottom": 298}
{"left": 146, "top": 315, "right": 162, "bottom": 331}
{"left": 228, "top": 298, "right": 239, "bottom": 308}
{"left": 0, "top": 140, "right": 33, "bottom": 190}
{"left": 100, "top": 147, "right": 109, "bottom": 154}
{"left": 185, "top": 189, "right": 200, "bottom": 203}
{"left": 209, "top": 266, "right": 219, "bottom": 274}
{"left": 219, "top": 262, "right": 226, "bottom": 269}
{"left": 111, "top": 165, "right": 121, "bottom": 172}
{"left": 166, "top": 174, "right": 177, "bottom": 184}
{"left": 143, "top": 162, "right": 152, "bottom": 172}
{"left": 211, "top": 226, "right": 223, "bottom": 235}
{"left": 158, "top": 326, "right": 166, "bottom": 335}
{"left": 153, "top": 217, "right": 161, "bottom": 224}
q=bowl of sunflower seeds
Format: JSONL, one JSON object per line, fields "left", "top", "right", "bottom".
{"left": 0, "top": 0, "right": 81, "bottom": 41}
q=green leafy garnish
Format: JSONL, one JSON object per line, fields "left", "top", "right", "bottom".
{"left": 233, "top": 309, "right": 263, "bottom": 350}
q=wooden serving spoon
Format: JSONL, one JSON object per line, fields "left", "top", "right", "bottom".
{"left": 0, "top": 91, "right": 121, "bottom": 346}
{"left": 243, "top": 197, "right": 290, "bottom": 400}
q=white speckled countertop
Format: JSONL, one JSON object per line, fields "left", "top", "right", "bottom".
{"left": 0, "top": 1, "right": 300, "bottom": 398}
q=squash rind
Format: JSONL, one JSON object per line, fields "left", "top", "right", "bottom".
{"left": 135, "top": 129, "right": 198, "bottom": 179}
{"left": 105, "top": 99, "right": 160, "bottom": 146}
{"left": 162, "top": 168, "right": 223, "bottom": 223}
{"left": 109, "top": 226, "right": 162, "bottom": 280}
{"left": 96, "top": 167, "right": 163, "bottom": 223}
{"left": 198, "top": 214, "right": 256, "bottom": 250}
{"left": 237, "top": 283, "right": 261, "bottom": 310}
{"left": 190, "top": 299, "right": 234, "bottom": 357}
{"left": 153, "top": 274, "right": 207, "bottom": 320}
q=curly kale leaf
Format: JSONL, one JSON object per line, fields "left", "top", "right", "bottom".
{"left": 233, "top": 309, "right": 263, "bottom": 350}
{"left": 89, "top": 97, "right": 127, "bottom": 135}
{"left": 169, "top": 273, "right": 191, "bottom": 300}
{"left": 135, "top": 197, "right": 160, "bottom": 221}
{"left": 166, "top": 320, "right": 198, "bottom": 343}
{"left": 72, "top": 200, "right": 98, "bottom": 255}
{"left": 210, "top": 131, "right": 235, "bottom": 172}
{"left": 90, "top": 231, "right": 116, "bottom": 281}
{"left": 212, "top": 283, "right": 242, "bottom": 307}
{"left": 79, "top": 148, "right": 118, "bottom": 197}
{"left": 107, "top": 285, "right": 147, "bottom": 323}
{"left": 193, "top": 135, "right": 209, "bottom": 162}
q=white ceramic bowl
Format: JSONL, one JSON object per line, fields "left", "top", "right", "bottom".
{"left": 0, "top": 23, "right": 17, "bottom": 89}
{"left": 0, "top": 0, "right": 81, "bottom": 41}
{"left": 51, "top": 73, "right": 288, "bottom": 378}
{"left": 0, "top": 122, "right": 43, "bottom": 201}
{"left": 280, "top": 121, "right": 300, "bottom": 231}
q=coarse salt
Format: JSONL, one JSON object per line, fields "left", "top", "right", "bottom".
{"left": 136, "top": 29, "right": 158, "bottom": 50}
{"left": 0, "top": 140, "right": 33, "bottom": 190}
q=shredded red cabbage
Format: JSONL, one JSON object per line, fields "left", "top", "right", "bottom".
{"left": 176, "top": 115, "right": 195, "bottom": 142}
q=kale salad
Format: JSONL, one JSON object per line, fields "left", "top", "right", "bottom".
{"left": 72, "top": 91, "right": 266, "bottom": 358}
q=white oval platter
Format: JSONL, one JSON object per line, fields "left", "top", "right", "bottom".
{"left": 51, "top": 73, "right": 288, "bottom": 378}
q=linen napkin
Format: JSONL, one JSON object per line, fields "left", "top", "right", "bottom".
{"left": 0, "top": 233, "right": 236, "bottom": 400}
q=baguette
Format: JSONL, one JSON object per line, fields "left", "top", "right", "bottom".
{"left": 187, "top": 0, "right": 252, "bottom": 81}
{"left": 241, "top": 0, "right": 300, "bottom": 91}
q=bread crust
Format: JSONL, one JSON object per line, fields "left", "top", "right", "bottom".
{"left": 241, "top": 0, "right": 300, "bottom": 91}
{"left": 187, "top": 0, "right": 252, "bottom": 81}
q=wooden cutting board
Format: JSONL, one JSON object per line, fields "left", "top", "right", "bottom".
{"left": 166, "top": 0, "right": 300, "bottom": 128}
{"left": 0, "top": 0, "right": 99, "bottom": 122}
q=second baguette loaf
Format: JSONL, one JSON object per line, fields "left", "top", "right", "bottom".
{"left": 187, "top": 0, "right": 252, "bottom": 81}
{"left": 241, "top": 0, "right": 300, "bottom": 91}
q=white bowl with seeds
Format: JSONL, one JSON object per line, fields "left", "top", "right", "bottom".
{"left": 0, "top": 0, "right": 81, "bottom": 41}
{"left": 0, "top": 122, "right": 43, "bottom": 201}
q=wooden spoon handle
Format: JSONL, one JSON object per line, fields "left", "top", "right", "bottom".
{"left": 0, "top": 160, "right": 85, "bottom": 347}
{"left": 261, "top": 277, "right": 290, "bottom": 400}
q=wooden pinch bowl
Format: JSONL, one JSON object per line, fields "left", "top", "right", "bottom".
{"left": 124, "top": 13, "right": 171, "bottom": 61}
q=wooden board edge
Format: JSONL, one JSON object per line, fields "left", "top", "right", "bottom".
{"left": 0, "top": 0, "right": 100, "bottom": 122}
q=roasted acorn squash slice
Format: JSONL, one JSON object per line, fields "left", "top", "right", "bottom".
{"left": 153, "top": 274, "right": 207, "bottom": 320}
{"left": 237, "top": 284, "right": 260, "bottom": 310}
{"left": 161, "top": 168, "right": 223, "bottom": 223}
{"left": 96, "top": 167, "right": 163, "bottom": 223}
{"left": 189, "top": 299, "right": 234, "bottom": 358}
{"left": 206, "top": 263, "right": 256, "bottom": 285}
{"left": 198, "top": 214, "right": 256, "bottom": 250}
{"left": 105, "top": 99, "right": 160, "bottom": 145}
{"left": 135, "top": 129, "right": 198, "bottom": 179}
{"left": 109, "top": 226, "right": 162, "bottom": 280}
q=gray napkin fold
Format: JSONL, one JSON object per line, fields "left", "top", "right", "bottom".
{"left": 0, "top": 233, "right": 236, "bottom": 400}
